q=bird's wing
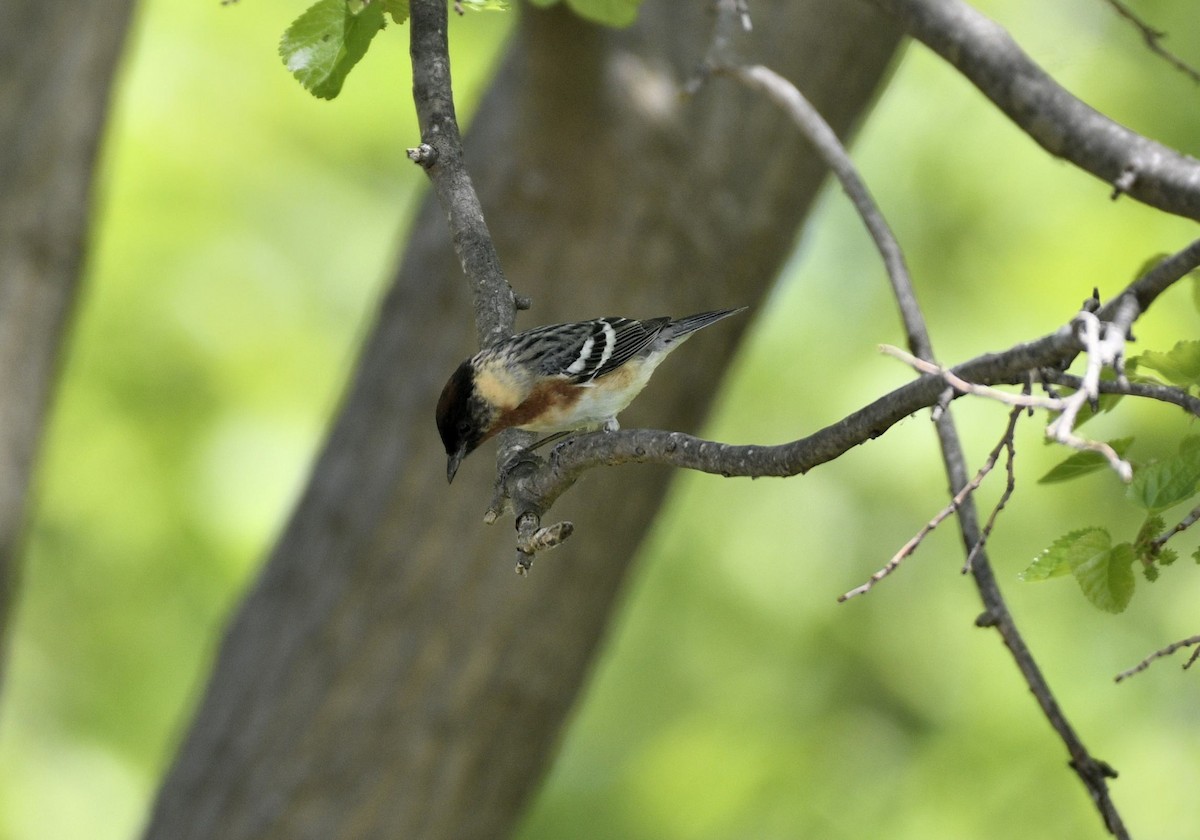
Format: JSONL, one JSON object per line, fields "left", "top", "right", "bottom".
{"left": 587, "top": 317, "right": 668, "bottom": 381}
{"left": 499, "top": 317, "right": 668, "bottom": 383}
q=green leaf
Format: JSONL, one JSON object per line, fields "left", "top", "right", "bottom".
{"left": 1194, "top": 546, "right": 1200, "bottom": 564}
{"left": 1021, "top": 528, "right": 1109, "bottom": 582}
{"left": 1142, "top": 563, "right": 1159, "bottom": 582}
{"left": 1133, "top": 341, "right": 1200, "bottom": 388}
{"left": 382, "top": 0, "right": 409, "bottom": 24}
{"left": 1158, "top": 547, "right": 1179, "bottom": 567}
{"left": 1127, "top": 438, "right": 1200, "bottom": 512}
{"left": 1038, "top": 437, "right": 1134, "bottom": 484}
{"left": 1071, "top": 541, "right": 1135, "bottom": 614}
{"left": 280, "top": 0, "right": 386, "bottom": 100}
{"left": 1133, "top": 514, "right": 1165, "bottom": 552}
{"left": 526, "top": 0, "right": 641, "bottom": 27}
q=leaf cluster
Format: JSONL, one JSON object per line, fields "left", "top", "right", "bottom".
{"left": 1023, "top": 434, "right": 1200, "bottom": 612}
{"left": 277, "top": 0, "right": 640, "bottom": 100}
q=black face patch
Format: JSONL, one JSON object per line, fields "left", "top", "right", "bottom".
{"left": 436, "top": 360, "right": 477, "bottom": 456}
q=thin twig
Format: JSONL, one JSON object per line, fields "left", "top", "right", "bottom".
{"left": 839, "top": 406, "right": 1020, "bottom": 601}
{"left": 882, "top": 339, "right": 1134, "bottom": 481}
{"left": 1038, "top": 369, "right": 1200, "bottom": 417}
{"left": 882, "top": 345, "right": 1064, "bottom": 410}
{"left": 1102, "top": 0, "right": 1200, "bottom": 85}
{"left": 1152, "top": 503, "right": 1200, "bottom": 551}
{"left": 1115, "top": 634, "right": 1200, "bottom": 682}
{"left": 963, "top": 403, "right": 1024, "bottom": 573}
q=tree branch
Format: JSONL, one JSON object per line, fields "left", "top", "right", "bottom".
{"left": 1039, "top": 370, "right": 1200, "bottom": 417}
{"left": 870, "top": 0, "right": 1200, "bottom": 220}
{"left": 408, "top": 0, "right": 517, "bottom": 348}
{"left": 506, "top": 236, "right": 1200, "bottom": 500}
{"left": 503, "top": 13, "right": 1200, "bottom": 829}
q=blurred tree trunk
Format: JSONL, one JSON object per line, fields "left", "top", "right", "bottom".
{"left": 0, "top": 0, "right": 136, "bottom": 688}
{"left": 144, "top": 3, "right": 900, "bottom": 837}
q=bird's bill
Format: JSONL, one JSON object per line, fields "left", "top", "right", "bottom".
{"left": 446, "top": 446, "right": 467, "bottom": 484}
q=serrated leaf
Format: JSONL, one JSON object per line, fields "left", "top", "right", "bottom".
{"left": 280, "top": 0, "right": 385, "bottom": 100}
{"left": 1071, "top": 541, "right": 1135, "bottom": 613}
{"left": 382, "top": 0, "right": 408, "bottom": 24}
{"left": 527, "top": 0, "right": 640, "bottom": 27}
{"left": 1021, "top": 528, "right": 1110, "bottom": 582}
{"left": 1142, "top": 563, "right": 1159, "bottom": 582}
{"left": 1127, "top": 442, "right": 1200, "bottom": 512}
{"left": 1159, "top": 547, "right": 1179, "bottom": 567}
{"left": 1039, "top": 437, "right": 1134, "bottom": 484}
{"left": 1134, "top": 341, "right": 1200, "bottom": 388}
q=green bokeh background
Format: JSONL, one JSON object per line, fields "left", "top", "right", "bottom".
{"left": 2, "top": 1, "right": 1198, "bottom": 838}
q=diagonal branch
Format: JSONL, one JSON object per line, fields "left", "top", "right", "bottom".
{"left": 870, "top": 0, "right": 1200, "bottom": 220}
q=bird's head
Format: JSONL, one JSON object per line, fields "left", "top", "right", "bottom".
{"left": 436, "top": 359, "right": 493, "bottom": 483}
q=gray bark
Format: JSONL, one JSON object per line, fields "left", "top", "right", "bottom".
{"left": 144, "top": 3, "right": 901, "bottom": 838}
{"left": 0, "top": 0, "right": 137, "bottom": 687}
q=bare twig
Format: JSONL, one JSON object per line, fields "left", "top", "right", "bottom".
{"left": 1152, "top": 503, "right": 1200, "bottom": 551}
{"left": 839, "top": 405, "right": 1022, "bottom": 601}
{"left": 1102, "top": 0, "right": 1200, "bottom": 85}
{"left": 963, "top": 403, "right": 1023, "bottom": 573}
{"left": 1115, "top": 634, "right": 1200, "bottom": 682}
{"left": 883, "top": 345, "right": 1063, "bottom": 410}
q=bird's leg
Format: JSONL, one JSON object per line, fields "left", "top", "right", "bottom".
{"left": 524, "top": 431, "right": 571, "bottom": 453}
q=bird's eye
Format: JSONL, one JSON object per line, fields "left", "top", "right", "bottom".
{"left": 457, "top": 420, "right": 472, "bottom": 436}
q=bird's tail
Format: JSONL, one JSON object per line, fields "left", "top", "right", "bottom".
{"left": 664, "top": 307, "right": 747, "bottom": 342}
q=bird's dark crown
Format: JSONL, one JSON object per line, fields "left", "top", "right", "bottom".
{"left": 436, "top": 360, "right": 483, "bottom": 458}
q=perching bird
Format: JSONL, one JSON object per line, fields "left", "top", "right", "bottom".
{"left": 436, "top": 307, "right": 745, "bottom": 483}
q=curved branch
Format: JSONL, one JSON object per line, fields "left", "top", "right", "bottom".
{"left": 870, "top": 0, "right": 1200, "bottom": 221}
{"left": 507, "top": 236, "right": 1200, "bottom": 527}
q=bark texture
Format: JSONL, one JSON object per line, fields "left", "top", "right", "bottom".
{"left": 0, "top": 0, "right": 137, "bottom": 686}
{"left": 144, "top": 3, "right": 901, "bottom": 838}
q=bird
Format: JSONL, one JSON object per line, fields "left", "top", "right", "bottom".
{"left": 436, "top": 307, "right": 745, "bottom": 483}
